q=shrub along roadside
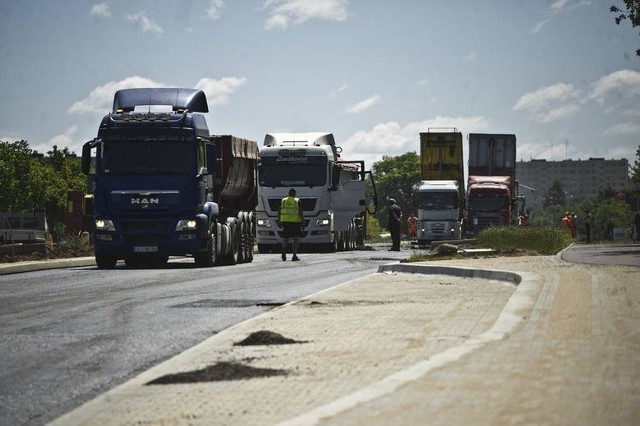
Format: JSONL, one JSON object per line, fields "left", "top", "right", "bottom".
{"left": 475, "top": 226, "right": 573, "bottom": 255}
{"left": 407, "top": 225, "right": 574, "bottom": 262}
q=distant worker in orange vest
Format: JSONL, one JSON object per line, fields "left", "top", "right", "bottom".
{"left": 407, "top": 213, "right": 417, "bottom": 240}
{"left": 561, "top": 211, "right": 570, "bottom": 232}
{"left": 568, "top": 211, "right": 577, "bottom": 238}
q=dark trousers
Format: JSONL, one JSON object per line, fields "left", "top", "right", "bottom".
{"left": 390, "top": 226, "right": 400, "bottom": 250}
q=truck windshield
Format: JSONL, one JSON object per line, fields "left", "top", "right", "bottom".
{"left": 259, "top": 164, "right": 327, "bottom": 187}
{"left": 418, "top": 191, "right": 458, "bottom": 210}
{"left": 101, "top": 140, "right": 193, "bottom": 175}
{"left": 468, "top": 192, "right": 508, "bottom": 212}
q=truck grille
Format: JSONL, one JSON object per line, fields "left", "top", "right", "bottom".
{"left": 476, "top": 217, "right": 501, "bottom": 229}
{"left": 122, "top": 220, "right": 168, "bottom": 231}
{"left": 124, "top": 235, "right": 168, "bottom": 245}
{"left": 429, "top": 223, "right": 446, "bottom": 234}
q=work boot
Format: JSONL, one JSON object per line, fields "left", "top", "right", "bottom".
{"left": 281, "top": 252, "right": 286, "bottom": 261}
{"left": 291, "top": 255, "right": 300, "bottom": 261}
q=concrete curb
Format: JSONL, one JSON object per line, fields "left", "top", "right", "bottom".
{"left": 378, "top": 263, "right": 522, "bottom": 285}
{"left": 0, "top": 257, "right": 95, "bottom": 275}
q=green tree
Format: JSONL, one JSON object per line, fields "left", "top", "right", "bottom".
{"left": 0, "top": 140, "right": 34, "bottom": 212}
{"left": 592, "top": 198, "right": 633, "bottom": 239}
{"left": 543, "top": 178, "right": 566, "bottom": 208}
{"left": 0, "top": 140, "right": 86, "bottom": 240}
{"left": 370, "top": 152, "right": 420, "bottom": 229}
{"left": 630, "top": 145, "right": 640, "bottom": 187}
{"left": 611, "top": 0, "right": 640, "bottom": 56}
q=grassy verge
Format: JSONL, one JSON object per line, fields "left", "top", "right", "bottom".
{"left": 407, "top": 225, "right": 573, "bottom": 262}
{"left": 475, "top": 226, "right": 573, "bottom": 255}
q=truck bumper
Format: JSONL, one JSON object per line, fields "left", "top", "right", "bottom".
{"left": 93, "top": 232, "right": 209, "bottom": 258}
{"left": 417, "top": 220, "right": 461, "bottom": 242}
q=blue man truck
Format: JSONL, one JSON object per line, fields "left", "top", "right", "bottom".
{"left": 81, "top": 88, "right": 258, "bottom": 269}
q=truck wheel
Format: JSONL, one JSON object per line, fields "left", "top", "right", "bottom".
{"left": 95, "top": 253, "right": 117, "bottom": 269}
{"left": 246, "top": 212, "right": 254, "bottom": 263}
{"left": 194, "top": 224, "right": 217, "bottom": 267}
{"left": 236, "top": 219, "right": 246, "bottom": 265}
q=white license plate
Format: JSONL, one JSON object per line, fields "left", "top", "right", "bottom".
{"left": 134, "top": 246, "right": 158, "bottom": 253}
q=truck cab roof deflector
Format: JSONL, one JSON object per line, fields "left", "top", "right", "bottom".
{"left": 112, "top": 88, "right": 209, "bottom": 113}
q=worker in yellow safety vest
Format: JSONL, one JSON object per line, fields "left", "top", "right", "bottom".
{"left": 278, "top": 187, "right": 304, "bottom": 261}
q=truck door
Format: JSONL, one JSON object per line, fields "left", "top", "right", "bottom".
{"left": 331, "top": 180, "right": 365, "bottom": 231}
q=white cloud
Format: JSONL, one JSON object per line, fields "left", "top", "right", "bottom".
{"left": 329, "top": 83, "right": 348, "bottom": 99}
{"left": 536, "top": 104, "right": 580, "bottom": 123}
{"left": 513, "top": 83, "right": 580, "bottom": 122}
{"left": 530, "top": 18, "right": 551, "bottom": 34}
{"left": 531, "top": 0, "right": 592, "bottom": 34}
{"left": 207, "top": 0, "right": 225, "bottom": 21}
{"left": 603, "top": 121, "right": 640, "bottom": 136}
{"left": 464, "top": 51, "right": 478, "bottom": 61}
{"left": 90, "top": 3, "right": 111, "bottom": 18}
{"left": 589, "top": 69, "right": 640, "bottom": 104}
{"left": 345, "top": 95, "right": 381, "bottom": 114}
{"left": 68, "top": 76, "right": 164, "bottom": 114}
{"left": 195, "top": 77, "right": 247, "bottom": 105}
{"left": 68, "top": 76, "right": 246, "bottom": 115}
{"left": 550, "top": 0, "right": 570, "bottom": 12}
{"left": 343, "top": 116, "right": 489, "bottom": 167}
{"left": 48, "top": 126, "right": 79, "bottom": 149}
{"left": 263, "top": 0, "right": 348, "bottom": 30}
{"left": 126, "top": 12, "right": 163, "bottom": 34}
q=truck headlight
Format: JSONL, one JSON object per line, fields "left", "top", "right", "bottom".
{"left": 95, "top": 219, "right": 116, "bottom": 231}
{"left": 316, "top": 218, "right": 330, "bottom": 226}
{"left": 257, "top": 219, "right": 272, "bottom": 228}
{"left": 175, "top": 219, "right": 197, "bottom": 231}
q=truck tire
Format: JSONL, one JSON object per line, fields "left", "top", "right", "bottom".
{"left": 245, "top": 212, "right": 254, "bottom": 263}
{"left": 236, "top": 218, "right": 246, "bottom": 265}
{"left": 220, "top": 219, "right": 239, "bottom": 265}
{"left": 194, "top": 223, "right": 217, "bottom": 267}
{"left": 95, "top": 253, "right": 117, "bottom": 269}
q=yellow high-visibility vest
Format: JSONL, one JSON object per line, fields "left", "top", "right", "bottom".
{"left": 280, "top": 196, "right": 301, "bottom": 223}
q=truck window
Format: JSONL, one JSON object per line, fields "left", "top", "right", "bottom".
{"left": 468, "top": 190, "right": 509, "bottom": 212}
{"left": 102, "top": 140, "right": 194, "bottom": 175}
{"left": 418, "top": 191, "right": 458, "bottom": 210}
{"left": 259, "top": 163, "right": 327, "bottom": 187}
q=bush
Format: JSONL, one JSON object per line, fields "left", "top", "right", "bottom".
{"left": 365, "top": 214, "right": 387, "bottom": 243}
{"left": 476, "top": 225, "right": 573, "bottom": 255}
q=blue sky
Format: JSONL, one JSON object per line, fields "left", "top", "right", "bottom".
{"left": 1, "top": 0, "right": 639, "bottom": 171}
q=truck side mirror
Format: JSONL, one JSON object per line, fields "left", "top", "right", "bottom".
{"left": 331, "top": 164, "right": 341, "bottom": 188}
{"left": 81, "top": 139, "right": 97, "bottom": 175}
{"left": 206, "top": 144, "right": 216, "bottom": 174}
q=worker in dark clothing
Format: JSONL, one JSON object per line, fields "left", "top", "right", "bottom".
{"left": 388, "top": 198, "right": 403, "bottom": 251}
{"left": 584, "top": 210, "right": 592, "bottom": 244}
{"left": 634, "top": 211, "right": 640, "bottom": 243}
{"left": 606, "top": 219, "right": 614, "bottom": 240}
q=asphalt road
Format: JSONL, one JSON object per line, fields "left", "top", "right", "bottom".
{"left": 0, "top": 248, "right": 407, "bottom": 426}
{"left": 561, "top": 242, "right": 640, "bottom": 267}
